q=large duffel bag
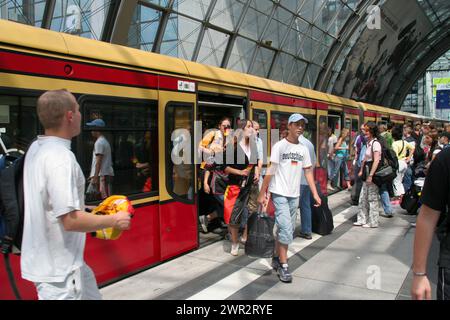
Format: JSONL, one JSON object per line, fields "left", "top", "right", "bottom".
{"left": 311, "top": 185, "right": 334, "bottom": 236}
{"left": 245, "top": 212, "right": 275, "bottom": 258}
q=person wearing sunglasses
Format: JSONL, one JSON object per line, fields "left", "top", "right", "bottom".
{"left": 199, "top": 117, "right": 232, "bottom": 233}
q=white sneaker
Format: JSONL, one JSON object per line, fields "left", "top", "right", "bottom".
{"left": 230, "top": 243, "right": 239, "bottom": 256}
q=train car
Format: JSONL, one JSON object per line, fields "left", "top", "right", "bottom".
{"left": 0, "top": 19, "right": 446, "bottom": 299}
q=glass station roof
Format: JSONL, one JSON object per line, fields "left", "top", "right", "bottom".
{"left": 1, "top": 0, "right": 449, "bottom": 108}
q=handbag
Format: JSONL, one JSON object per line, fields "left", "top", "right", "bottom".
{"left": 372, "top": 164, "right": 396, "bottom": 186}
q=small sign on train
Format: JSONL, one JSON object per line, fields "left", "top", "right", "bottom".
{"left": 177, "top": 80, "right": 195, "bottom": 92}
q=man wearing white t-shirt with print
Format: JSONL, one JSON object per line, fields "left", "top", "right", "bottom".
{"left": 21, "top": 89, "right": 131, "bottom": 299}
{"left": 258, "top": 113, "right": 321, "bottom": 283}
{"left": 86, "top": 119, "right": 114, "bottom": 199}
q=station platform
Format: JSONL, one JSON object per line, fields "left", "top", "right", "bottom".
{"left": 100, "top": 191, "right": 439, "bottom": 300}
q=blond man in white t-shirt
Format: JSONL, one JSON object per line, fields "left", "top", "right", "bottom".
{"left": 258, "top": 113, "right": 321, "bottom": 283}
{"left": 22, "top": 90, "right": 131, "bottom": 300}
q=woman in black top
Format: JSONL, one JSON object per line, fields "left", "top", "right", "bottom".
{"left": 223, "top": 119, "right": 258, "bottom": 256}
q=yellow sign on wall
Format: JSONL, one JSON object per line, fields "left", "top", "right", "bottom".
{"left": 433, "top": 78, "right": 450, "bottom": 97}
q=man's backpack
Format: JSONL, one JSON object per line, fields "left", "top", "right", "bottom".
{"left": 384, "top": 147, "right": 399, "bottom": 172}
{"left": 0, "top": 152, "right": 25, "bottom": 300}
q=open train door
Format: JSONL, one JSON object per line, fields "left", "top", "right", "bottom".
{"left": 343, "top": 107, "right": 361, "bottom": 186}
{"left": 316, "top": 109, "right": 329, "bottom": 195}
{"left": 195, "top": 84, "right": 247, "bottom": 244}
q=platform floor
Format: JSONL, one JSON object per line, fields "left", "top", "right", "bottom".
{"left": 100, "top": 191, "right": 439, "bottom": 300}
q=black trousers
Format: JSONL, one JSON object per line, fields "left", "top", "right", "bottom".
{"left": 437, "top": 267, "right": 450, "bottom": 300}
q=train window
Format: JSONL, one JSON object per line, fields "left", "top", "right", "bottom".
{"left": 345, "top": 118, "right": 351, "bottom": 129}
{"left": 0, "top": 94, "right": 40, "bottom": 154}
{"left": 79, "top": 98, "right": 158, "bottom": 202}
{"left": 271, "top": 111, "right": 316, "bottom": 148}
{"left": 166, "top": 103, "right": 194, "bottom": 202}
{"left": 351, "top": 119, "right": 359, "bottom": 141}
{"left": 253, "top": 109, "right": 267, "bottom": 129}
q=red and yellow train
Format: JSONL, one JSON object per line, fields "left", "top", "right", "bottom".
{"left": 0, "top": 19, "right": 445, "bottom": 299}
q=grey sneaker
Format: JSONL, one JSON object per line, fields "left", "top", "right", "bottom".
{"left": 271, "top": 256, "right": 281, "bottom": 270}
{"left": 277, "top": 264, "right": 292, "bottom": 283}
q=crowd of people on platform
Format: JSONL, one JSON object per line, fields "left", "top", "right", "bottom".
{"left": 6, "top": 88, "right": 449, "bottom": 298}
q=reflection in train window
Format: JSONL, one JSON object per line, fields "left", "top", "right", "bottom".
{"left": 79, "top": 98, "right": 158, "bottom": 201}
{"left": 166, "top": 103, "right": 194, "bottom": 202}
{"left": 0, "top": 95, "right": 39, "bottom": 153}
{"left": 253, "top": 109, "right": 268, "bottom": 129}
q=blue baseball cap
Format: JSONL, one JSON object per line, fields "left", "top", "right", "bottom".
{"left": 288, "top": 113, "right": 308, "bottom": 124}
{"left": 86, "top": 119, "right": 106, "bottom": 127}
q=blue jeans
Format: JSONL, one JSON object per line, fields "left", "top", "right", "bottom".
{"left": 379, "top": 184, "right": 393, "bottom": 214}
{"left": 299, "top": 184, "right": 312, "bottom": 235}
{"left": 272, "top": 193, "right": 299, "bottom": 245}
{"left": 327, "top": 158, "right": 335, "bottom": 182}
{"left": 402, "top": 165, "right": 413, "bottom": 192}
{"left": 330, "top": 156, "right": 350, "bottom": 183}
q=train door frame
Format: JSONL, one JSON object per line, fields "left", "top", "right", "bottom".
{"left": 343, "top": 108, "right": 360, "bottom": 161}
{"left": 195, "top": 84, "right": 248, "bottom": 243}
{"left": 159, "top": 90, "right": 197, "bottom": 261}
{"left": 343, "top": 108, "right": 360, "bottom": 186}
{"left": 316, "top": 107, "right": 329, "bottom": 194}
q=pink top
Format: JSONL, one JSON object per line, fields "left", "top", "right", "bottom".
{"left": 365, "top": 139, "right": 382, "bottom": 162}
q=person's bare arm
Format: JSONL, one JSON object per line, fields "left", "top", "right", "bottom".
{"left": 92, "top": 154, "right": 103, "bottom": 185}
{"left": 204, "top": 170, "right": 211, "bottom": 194}
{"left": 254, "top": 159, "right": 263, "bottom": 182}
{"left": 224, "top": 167, "right": 248, "bottom": 177}
{"left": 257, "top": 163, "right": 277, "bottom": 206}
{"left": 304, "top": 167, "right": 321, "bottom": 207}
{"left": 61, "top": 210, "right": 131, "bottom": 233}
{"left": 366, "top": 150, "right": 381, "bottom": 185}
{"left": 411, "top": 205, "right": 441, "bottom": 300}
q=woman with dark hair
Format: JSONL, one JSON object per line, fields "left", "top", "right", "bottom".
{"left": 354, "top": 122, "right": 383, "bottom": 228}
{"left": 222, "top": 119, "right": 258, "bottom": 256}
{"left": 392, "top": 124, "right": 414, "bottom": 198}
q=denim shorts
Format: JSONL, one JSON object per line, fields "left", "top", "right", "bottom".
{"left": 271, "top": 193, "right": 299, "bottom": 245}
